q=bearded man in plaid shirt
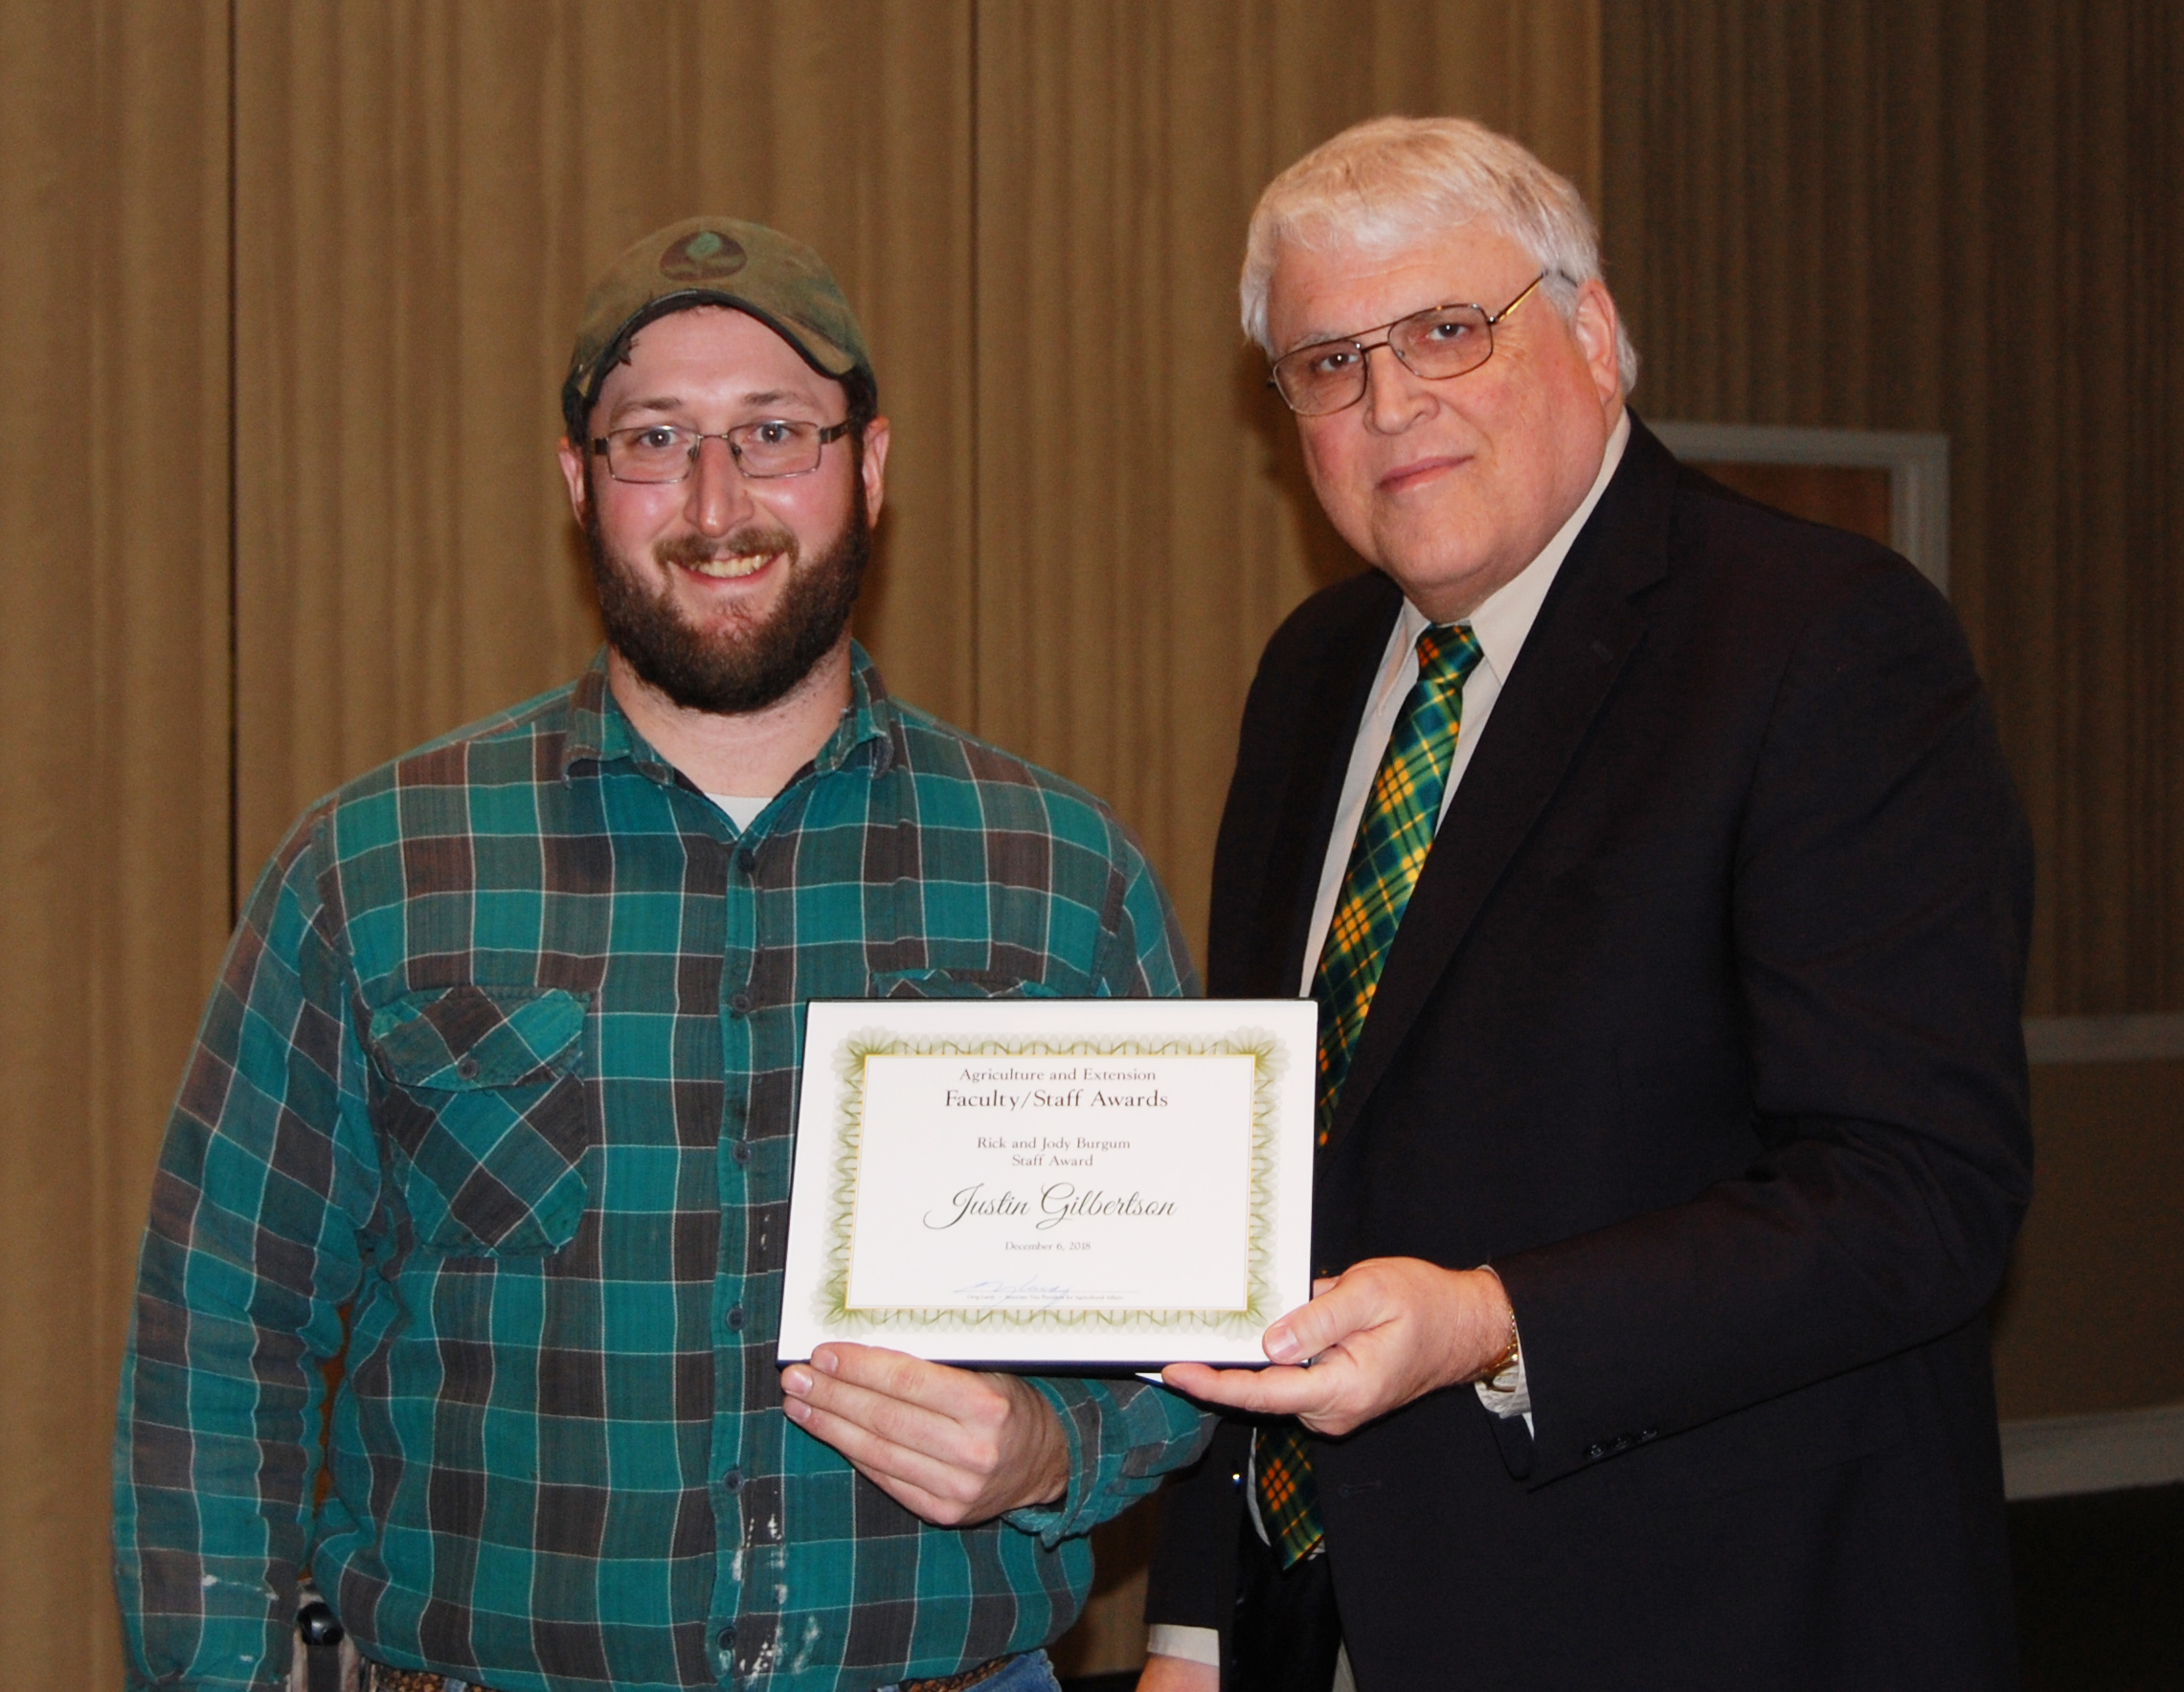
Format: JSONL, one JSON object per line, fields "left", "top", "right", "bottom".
{"left": 113, "top": 218, "right": 1210, "bottom": 1692}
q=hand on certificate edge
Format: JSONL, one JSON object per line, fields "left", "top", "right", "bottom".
{"left": 779, "top": 1343, "right": 1069, "bottom": 1525}
{"left": 1160, "top": 1258, "right": 1515, "bottom": 1438}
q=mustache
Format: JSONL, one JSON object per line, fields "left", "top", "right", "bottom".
{"left": 655, "top": 526, "right": 800, "bottom": 571}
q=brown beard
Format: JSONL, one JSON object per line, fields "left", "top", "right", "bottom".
{"left": 587, "top": 477, "right": 870, "bottom": 715}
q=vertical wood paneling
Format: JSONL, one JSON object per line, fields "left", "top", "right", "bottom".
{"left": 1602, "top": 0, "right": 2184, "bottom": 1017}
{"left": 973, "top": 0, "right": 1601, "bottom": 962}
{"left": 0, "top": 1, "right": 232, "bottom": 1681}
{"left": 233, "top": 0, "right": 973, "bottom": 883}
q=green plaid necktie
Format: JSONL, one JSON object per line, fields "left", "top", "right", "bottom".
{"left": 1256, "top": 620, "right": 1485, "bottom": 1568}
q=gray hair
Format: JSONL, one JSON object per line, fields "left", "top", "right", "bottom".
{"left": 1241, "top": 115, "right": 1638, "bottom": 395}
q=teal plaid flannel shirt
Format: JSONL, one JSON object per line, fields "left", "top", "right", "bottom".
{"left": 114, "top": 648, "right": 1211, "bottom": 1692}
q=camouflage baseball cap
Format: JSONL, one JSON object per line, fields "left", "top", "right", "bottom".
{"left": 561, "top": 216, "right": 874, "bottom": 437}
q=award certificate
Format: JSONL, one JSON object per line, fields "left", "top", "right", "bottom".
{"left": 777, "top": 998, "right": 1317, "bottom": 1366}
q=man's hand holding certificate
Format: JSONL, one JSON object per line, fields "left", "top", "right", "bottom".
{"left": 777, "top": 999, "right": 1317, "bottom": 1368}
{"left": 779, "top": 1345, "right": 1072, "bottom": 1524}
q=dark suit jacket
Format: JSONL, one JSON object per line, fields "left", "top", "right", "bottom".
{"left": 1144, "top": 417, "right": 2034, "bottom": 1689}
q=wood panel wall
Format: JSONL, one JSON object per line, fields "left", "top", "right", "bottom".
{"left": 0, "top": 4, "right": 231, "bottom": 1686}
{"left": 1599, "top": 0, "right": 2184, "bottom": 1419}
{"left": 0, "top": 2, "right": 1597, "bottom": 1681}
{"left": 1602, "top": 0, "right": 2184, "bottom": 1020}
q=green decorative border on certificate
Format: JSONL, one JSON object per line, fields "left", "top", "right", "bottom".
{"left": 812, "top": 1030, "right": 1288, "bottom": 1337}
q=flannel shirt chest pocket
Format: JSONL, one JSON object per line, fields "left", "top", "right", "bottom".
{"left": 367, "top": 983, "right": 595, "bottom": 1255}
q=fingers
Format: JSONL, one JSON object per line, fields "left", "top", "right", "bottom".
{"left": 786, "top": 1344, "right": 1004, "bottom": 1476}
{"left": 1262, "top": 1289, "right": 1362, "bottom": 1365}
{"left": 1159, "top": 1357, "right": 1359, "bottom": 1419}
{"left": 1162, "top": 1258, "right": 1496, "bottom": 1436}
{"left": 780, "top": 1398, "right": 963, "bottom": 1523}
{"left": 1158, "top": 1274, "right": 1387, "bottom": 1417}
{"left": 783, "top": 1348, "right": 986, "bottom": 1453}
{"left": 778, "top": 1346, "right": 1069, "bottom": 1525}
{"left": 791, "top": 1342, "right": 998, "bottom": 1419}
{"left": 781, "top": 1376, "right": 996, "bottom": 1521}
{"left": 1158, "top": 1361, "right": 1258, "bottom": 1409}
{"left": 1263, "top": 1256, "right": 1479, "bottom": 1368}
{"left": 1261, "top": 1263, "right": 1400, "bottom": 1364}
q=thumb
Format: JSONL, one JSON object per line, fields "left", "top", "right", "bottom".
{"left": 1262, "top": 1275, "right": 1371, "bottom": 1365}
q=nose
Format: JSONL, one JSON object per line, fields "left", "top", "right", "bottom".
{"left": 686, "top": 434, "right": 755, "bottom": 535}
{"left": 1359, "top": 340, "right": 1434, "bottom": 436}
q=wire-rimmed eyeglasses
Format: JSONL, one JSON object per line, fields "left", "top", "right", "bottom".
{"left": 592, "top": 418, "right": 852, "bottom": 484}
{"left": 1268, "top": 272, "right": 1552, "bottom": 416}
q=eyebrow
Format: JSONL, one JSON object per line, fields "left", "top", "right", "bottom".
{"left": 1276, "top": 299, "right": 1490, "bottom": 359}
{"left": 606, "top": 388, "right": 815, "bottom": 422}
{"left": 1276, "top": 329, "right": 1345, "bottom": 358}
{"left": 1275, "top": 317, "right": 1407, "bottom": 359}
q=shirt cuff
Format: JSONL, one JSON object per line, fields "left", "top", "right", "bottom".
{"left": 1003, "top": 1374, "right": 1212, "bottom": 1547}
{"left": 1146, "top": 1625, "right": 1222, "bottom": 1667}
{"left": 1003, "top": 1377, "right": 1092, "bottom": 1545}
{"left": 1473, "top": 1264, "right": 1532, "bottom": 1420}
{"left": 1473, "top": 1347, "right": 1532, "bottom": 1418}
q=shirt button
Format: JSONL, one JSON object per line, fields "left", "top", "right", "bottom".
{"left": 723, "top": 1467, "right": 744, "bottom": 1492}
{"left": 717, "top": 1624, "right": 736, "bottom": 1654}
{"left": 455, "top": 1055, "right": 480, "bottom": 1079}
{"left": 726, "top": 1305, "right": 746, "bottom": 1331}
{"left": 732, "top": 1139, "right": 753, "bottom": 1165}
{"left": 729, "top": 990, "right": 753, "bottom": 1016}
{"left": 737, "top": 846, "right": 758, "bottom": 876}
{"left": 1587, "top": 1443, "right": 1607, "bottom": 1460}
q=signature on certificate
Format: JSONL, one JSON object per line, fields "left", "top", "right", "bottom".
{"left": 954, "top": 1274, "right": 1074, "bottom": 1308}
{"left": 950, "top": 1274, "right": 1136, "bottom": 1309}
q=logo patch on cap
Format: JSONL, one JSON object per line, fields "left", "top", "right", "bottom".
{"left": 659, "top": 229, "right": 748, "bottom": 282}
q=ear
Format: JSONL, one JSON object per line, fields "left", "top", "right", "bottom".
{"left": 556, "top": 434, "right": 592, "bottom": 526}
{"left": 858, "top": 417, "right": 891, "bottom": 526}
{"left": 1570, "top": 281, "right": 1623, "bottom": 410}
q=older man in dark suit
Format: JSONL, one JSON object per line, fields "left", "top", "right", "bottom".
{"left": 1138, "top": 116, "right": 2032, "bottom": 1691}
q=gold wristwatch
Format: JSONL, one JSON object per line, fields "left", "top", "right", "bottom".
{"left": 1473, "top": 1265, "right": 1523, "bottom": 1393}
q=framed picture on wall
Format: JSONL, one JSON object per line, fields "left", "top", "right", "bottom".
{"left": 1650, "top": 422, "right": 1950, "bottom": 596}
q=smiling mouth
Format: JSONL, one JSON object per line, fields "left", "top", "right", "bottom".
{"left": 682, "top": 551, "right": 782, "bottom": 580}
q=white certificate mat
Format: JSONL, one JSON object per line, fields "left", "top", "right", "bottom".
{"left": 777, "top": 998, "right": 1317, "bottom": 1366}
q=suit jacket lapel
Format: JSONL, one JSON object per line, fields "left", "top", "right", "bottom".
{"left": 1328, "top": 420, "right": 1681, "bottom": 1143}
{"left": 1245, "top": 576, "right": 1404, "bottom": 997}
